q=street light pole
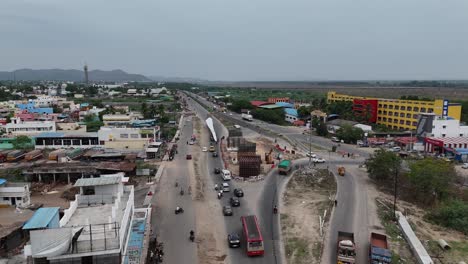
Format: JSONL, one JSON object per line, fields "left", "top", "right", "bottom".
{"left": 393, "top": 163, "right": 399, "bottom": 221}
{"left": 309, "top": 113, "right": 312, "bottom": 167}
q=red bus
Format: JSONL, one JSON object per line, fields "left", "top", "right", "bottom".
{"left": 240, "top": 215, "right": 265, "bottom": 256}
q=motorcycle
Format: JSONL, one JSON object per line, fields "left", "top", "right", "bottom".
{"left": 273, "top": 206, "right": 278, "bottom": 214}
{"left": 175, "top": 207, "right": 184, "bottom": 214}
{"left": 180, "top": 188, "right": 184, "bottom": 196}
{"left": 175, "top": 182, "right": 179, "bottom": 187}
{"left": 217, "top": 192, "right": 223, "bottom": 199}
{"left": 189, "top": 231, "right": 195, "bottom": 242}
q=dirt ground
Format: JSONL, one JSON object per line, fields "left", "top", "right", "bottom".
{"left": 30, "top": 183, "right": 71, "bottom": 209}
{"left": 190, "top": 117, "right": 229, "bottom": 264}
{"left": 281, "top": 168, "right": 336, "bottom": 264}
{"left": 375, "top": 190, "right": 468, "bottom": 263}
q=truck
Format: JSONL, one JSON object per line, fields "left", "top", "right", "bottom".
{"left": 7, "top": 150, "right": 26, "bottom": 162}
{"left": 169, "top": 144, "right": 178, "bottom": 161}
{"left": 241, "top": 110, "right": 253, "bottom": 121}
{"left": 337, "top": 231, "right": 356, "bottom": 264}
{"left": 0, "top": 150, "right": 13, "bottom": 163}
{"left": 369, "top": 232, "right": 392, "bottom": 264}
{"left": 338, "top": 167, "right": 346, "bottom": 176}
{"left": 278, "top": 160, "right": 292, "bottom": 175}
{"left": 25, "top": 150, "right": 43, "bottom": 161}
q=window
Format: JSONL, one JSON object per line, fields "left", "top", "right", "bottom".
{"left": 406, "top": 121, "right": 411, "bottom": 125}
{"left": 407, "top": 106, "right": 412, "bottom": 111}
{"left": 16, "top": 197, "right": 22, "bottom": 201}
{"left": 389, "top": 111, "right": 393, "bottom": 115}
{"left": 421, "top": 107, "right": 426, "bottom": 112}
{"left": 82, "top": 139, "right": 89, "bottom": 145}
{"left": 401, "top": 106, "right": 406, "bottom": 111}
{"left": 461, "top": 134, "right": 464, "bottom": 137}
{"left": 414, "top": 107, "right": 419, "bottom": 112}
{"left": 442, "top": 125, "right": 446, "bottom": 129}
{"left": 394, "top": 106, "right": 399, "bottom": 110}
{"left": 120, "top": 134, "right": 129, "bottom": 138}
{"left": 72, "top": 139, "right": 81, "bottom": 145}
{"left": 3, "top": 197, "right": 9, "bottom": 201}
{"left": 442, "top": 134, "right": 446, "bottom": 137}
{"left": 428, "top": 108, "right": 434, "bottom": 113}
{"left": 400, "top": 113, "right": 404, "bottom": 117}
{"left": 63, "top": 139, "right": 71, "bottom": 146}
{"left": 130, "top": 134, "right": 139, "bottom": 139}
{"left": 406, "top": 114, "right": 411, "bottom": 118}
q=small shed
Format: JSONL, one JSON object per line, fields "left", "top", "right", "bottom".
{"left": 23, "top": 207, "right": 60, "bottom": 230}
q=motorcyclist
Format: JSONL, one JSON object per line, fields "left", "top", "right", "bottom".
{"left": 180, "top": 188, "right": 184, "bottom": 195}
{"left": 189, "top": 230, "right": 195, "bottom": 241}
{"left": 217, "top": 192, "right": 222, "bottom": 199}
{"left": 175, "top": 181, "right": 179, "bottom": 187}
{"left": 334, "top": 200, "right": 337, "bottom": 206}
{"left": 273, "top": 205, "right": 278, "bottom": 214}
{"left": 214, "top": 183, "right": 218, "bottom": 191}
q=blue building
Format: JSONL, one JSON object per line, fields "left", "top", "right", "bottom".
{"left": 16, "top": 103, "right": 53, "bottom": 114}
{"left": 23, "top": 207, "right": 60, "bottom": 230}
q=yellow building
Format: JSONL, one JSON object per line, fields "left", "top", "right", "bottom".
{"left": 327, "top": 92, "right": 462, "bottom": 130}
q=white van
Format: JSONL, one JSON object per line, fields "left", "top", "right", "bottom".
{"left": 221, "top": 169, "right": 231, "bottom": 181}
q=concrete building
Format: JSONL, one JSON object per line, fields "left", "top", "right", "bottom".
{"left": 98, "top": 127, "right": 158, "bottom": 150}
{"left": 284, "top": 108, "right": 299, "bottom": 123}
{"left": 5, "top": 118, "right": 56, "bottom": 136}
{"left": 327, "top": 91, "right": 462, "bottom": 130}
{"left": 25, "top": 175, "right": 135, "bottom": 264}
{"left": 34, "top": 132, "right": 100, "bottom": 149}
{"left": 0, "top": 179, "right": 30, "bottom": 208}
{"left": 102, "top": 113, "right": 138, "bottom": 127}
{"left": 267, "top": 97, "right": 290, "bottom": 104}
{"left": 416, "top": 113, "right": 468, "bottom": 138}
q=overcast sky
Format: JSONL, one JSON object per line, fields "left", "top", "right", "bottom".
{"left": 1, "top": 0, "right": 467, "bottom": 81}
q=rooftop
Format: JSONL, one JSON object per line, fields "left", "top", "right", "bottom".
{"left": 74, "top": 176, "right": 122, "bottom": 187}
{"left": 23, "top": 207, "right": 60, "bottom": 230}
{"left": 35, "top": 132, "right": 98, "bottom": 138}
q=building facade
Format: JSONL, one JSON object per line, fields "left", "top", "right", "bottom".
{"left": 0, "top": 179, "right": 30, "bottom": 208}
{"left": 328, "top": 91, "right": 462, "bottom": 130}
{"left": 416, "top": 113, "right": 468, "bottom": 138}
{"left": 5, "top": 118, "right": 56, "bottom": 136}
{"left": 98, "top": 127, "right": 157, "bottom": 150}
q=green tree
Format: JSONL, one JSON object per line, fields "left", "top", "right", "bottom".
{"left": 11, "top": 135, "right": 32, "bottom": 150}
{"left": 252, "top": 108, "right": 285, "bottom": 125}
{"left": 335, "top": 125, "right": 364, "bottom": 144}
{"left": 297, "top": 106, "right": 310, "bottom": 118}
{"left": 365, "top": 149, "right": 402, "bottom": 182}
{"left": 228, "top": 99, "right": 253, "bottom": 113}
{"left": 326, "top": 101, "right": 353, "bottom": 120}
{"left": 141, "top": 102, "right": 150, "bottom": 119}
{"left": 408, "top": 158, "right": 456, "bottom": 204}
{"left": 316, "top": 121, "right": 328, "bottom": 136}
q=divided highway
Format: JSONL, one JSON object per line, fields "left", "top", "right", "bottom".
{"left": 188, "top": 92, "right": 374, "bottom": 263}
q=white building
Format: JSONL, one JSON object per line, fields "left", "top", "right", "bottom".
{"left": 25, "top": 175, "right": 136, "bottom": 263}
{"left": 5, "top": 118, "right": 56, "bottom": 136}
{"left": 417, "top": 113, "right": 468, "bottom": 138}
{"left": 0, "top": 179, "right": 30, "bottom": 208}
{"left": 98, "top": 127, "right": 158, "bottom": 149}
{"left": 102, "top": 113, "right": 138, "bottom": 127}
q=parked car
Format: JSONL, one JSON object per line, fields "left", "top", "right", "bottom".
{"left": 223, "top": 205, "right": 233, "bottom": 216}
{"left": 230, "top": 197, "right": 240, "bottom": 207}
{"left": 186, "top": 154, "right": 192, "bottom": 160}
{"left": 462, "top": 163, "right": 468, "bottom": 169}
{"left": 209, "top": 145, "right": 215, "bottom": 152}
{"left": 234, "top": 188, "right": 244, "bottom": 197}
{"left": 202, "top": 147, "right": 208, "bottom": 152}
{"left": 212, "top": 152, "right": 218, "bottom": 157}
{"left": 214, "top": 167, "right": 221, "bottom": 174}
{"left": 306, "top": 152, "right": 317, "bottom": 158}
{"left": 227, "top": 233, "right": 241, "bottom": 248}
{"left": 331, "top": 136, "right": 340, "bottom": 142}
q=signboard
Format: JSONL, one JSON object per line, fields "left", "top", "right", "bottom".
{"left": 442, "top": 100, "right": 449, "bottom": 117}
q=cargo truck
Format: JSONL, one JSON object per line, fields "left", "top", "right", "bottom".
{"left": 25, "top": 150, "right": 43, "bottom": 161}
{"left": 7, "top": 150, "right": 26, "bottom": 162}
{"left": 337, "top": 231, "right": 356, "bottom": 264}
{"left": 338, "top": 167, "right": 346, "bottom": 176}
{"left": 369, "top": 232, "right": 392, "bottom": 264}
{"left": 278, "top": 160, "right": 292, "bottom": 175}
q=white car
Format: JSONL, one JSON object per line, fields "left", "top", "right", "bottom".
{"left": 202, "top": 147, "right": 208, "bottom": 152}
{"left": 462, "top": 163, "right": 468, "bottom": 169}
{"left": 306, "top": 152, "right": 317, "bottom": 158}
{"left": 189, "top": 141, "right": 194, "bottom": 145}
{"left": 313, "top": 158, "right": 326, "bottom": 163}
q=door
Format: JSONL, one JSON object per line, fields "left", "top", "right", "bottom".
{"left": 11, "top": 197, "right": 16, "bottom": 206}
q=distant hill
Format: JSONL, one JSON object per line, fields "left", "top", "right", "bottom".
{"left": 148, "top": 75, "right": 208, "bottom": 83}
{"left": 0, "top": 68, "right": 151, "bottom": 82}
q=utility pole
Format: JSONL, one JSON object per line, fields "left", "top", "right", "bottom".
{"left": 393, "top": 162, "right": 399, "bottom": 221}
{"left": 309, "top": 113, "right": 312, "bottom": 167}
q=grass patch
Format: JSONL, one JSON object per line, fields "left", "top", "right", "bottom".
{"left": 376, "top": 199, "right": 401, "bottom": 240}
{"left": 285, "top": 237, "right": 310, "bottom": 262}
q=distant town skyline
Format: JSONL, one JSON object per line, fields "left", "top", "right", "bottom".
{"left": 1, "top": 0, "right": 467, "bottom": 81}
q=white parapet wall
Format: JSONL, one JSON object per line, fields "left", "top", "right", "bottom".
{"left": 396, "top": 211, "right": 433, "bottom": 264}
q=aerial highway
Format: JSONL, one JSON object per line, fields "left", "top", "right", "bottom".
{"left": 188, "top": 92, "right": 375, "bottom": 263}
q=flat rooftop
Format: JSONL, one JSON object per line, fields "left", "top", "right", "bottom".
{"left": 0, "top": 207, "right": 34, "bottom": 238}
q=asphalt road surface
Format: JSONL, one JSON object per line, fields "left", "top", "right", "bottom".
{"left": 152, "top": 117, "right": 198, "bottom": 264}
{"left": 186, "top": 94, "right": 284, "bottom": 264}
{"left": 189, "top": 92, "right": 374, "bottom": 263}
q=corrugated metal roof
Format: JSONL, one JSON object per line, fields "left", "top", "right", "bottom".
{"left": 258, "top": 104, "right": 282, "bottom": 109}
{"left": 284, "top": 108, "right": 298, "bottom": 117}
{"left": 23, "top": 207, "right": 59, "bottom": 230}
{"left": 0, "top": 179, "right": 6, "bottom": 185}
{"left": 275, "top": 102, "right": 294, "bottom": 108}
{"left": 74, "top": 176, "right": 121, "bottom": 187}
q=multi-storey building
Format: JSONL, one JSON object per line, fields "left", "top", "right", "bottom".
{"left": 267, "top": 97, "right": 290, "bottom": 104}
{"left": 327, "top": 92, "right": 462, "bottom": 130}
{"left": 5, "top": 118, "right": 56, "bottom": 136}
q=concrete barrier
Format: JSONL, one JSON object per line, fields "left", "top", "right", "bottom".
{"left": 396, "top": 211, "right": 433, "bottom": 264}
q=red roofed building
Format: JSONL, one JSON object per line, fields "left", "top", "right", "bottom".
{"left": 250, "top": 101, "right": 270, "bottom": 108}
{"left": 424, "top": 137, "right": 468, "bottom": 153}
